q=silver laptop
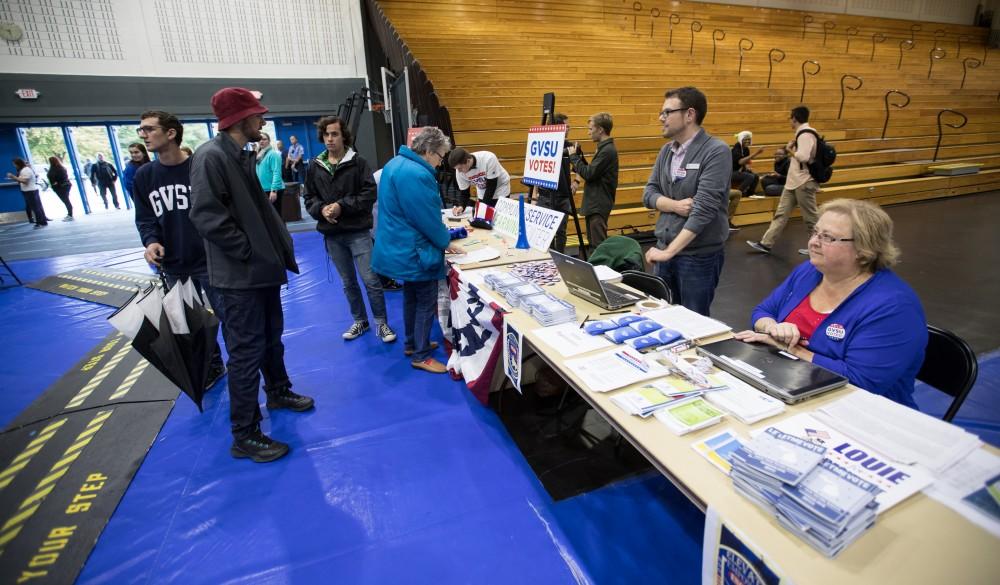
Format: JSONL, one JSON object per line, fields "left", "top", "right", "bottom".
{"left": 549, "top": 250, "right": 641, "bottom": 311}
{"left": 696, "top": 338, "right": 848, "bottom": 404}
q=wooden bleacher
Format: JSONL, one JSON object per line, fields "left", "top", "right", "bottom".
{"left": 377, "top": 0, "right": 1000, "bottom": 239}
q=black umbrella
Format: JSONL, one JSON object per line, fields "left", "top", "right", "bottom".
{"left": 108, "top": 277, "right": 219, "bottom": 411}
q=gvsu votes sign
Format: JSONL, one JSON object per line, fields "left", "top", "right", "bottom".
{"left": 522, "top": 124, "right": 567, "bottom": 190}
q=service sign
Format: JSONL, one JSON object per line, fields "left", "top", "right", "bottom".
{"left": 406, "top": 126, "right": 424, "bottom": 148}
{"left": 522, "top": 124, "right": 567, "bottom": 190}
{"left": 493, "top": 197, "right": 564, "bottom": 252}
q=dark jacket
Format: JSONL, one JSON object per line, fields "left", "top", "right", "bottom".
{"left": 90, "top": 160, "right": 118, "bottom": 186}
{"left": 570, "top": 138, "right": 618, "bottom": 217}
{"left": 773, "top": 156, "right": 790, "bottom": 177}
{"left": 537, "top": 149, "right": 573, "bottom": 201}
{"left": 303, "top": 149, "right": 377, "bottom": 236}
{"left": 189, "top": 132, "right": 298, "bottom": 289}
{"left": 47, "top": 165, "right": 70, "bottom": 192}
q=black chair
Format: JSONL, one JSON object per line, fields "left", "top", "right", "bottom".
{"left": 916, "top": 325, "right": 978, "bottom": 422}
{"left": 620, "top": 270, "right": 673, "bottom": 304}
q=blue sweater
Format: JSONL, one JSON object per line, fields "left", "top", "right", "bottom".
{"left": 256, "top": 148, "right": 284, "bottom": 192}
{"left": 751, "top": 261, "right": 927, "bottom": 408}
{"left": 371, "top": 147, "right": 451, "bottom": 282}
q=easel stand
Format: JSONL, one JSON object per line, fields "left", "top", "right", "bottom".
{"left": 539, "top": 93, "right": 588, "bottom": 260}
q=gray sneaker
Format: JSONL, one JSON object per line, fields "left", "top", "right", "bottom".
{"left": 342, "top": 321, "right": 369, "bottom": 340}
{"left": 747, "top": 240, "right": 772, "bottom": 254}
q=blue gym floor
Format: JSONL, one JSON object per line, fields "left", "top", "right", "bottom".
{"left": 1, "top": 229, "right": 998, "bottom": 584}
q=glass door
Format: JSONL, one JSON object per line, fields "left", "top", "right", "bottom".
{"left": 20, "top": 126, "right": 85, "bottom": 220}
{"left": 67, "top": 125, "right": 121, "bottom": 214}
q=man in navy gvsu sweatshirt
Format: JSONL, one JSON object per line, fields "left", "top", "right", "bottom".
{"left": 132, "top": 110, "right": 226, "bottom": 389}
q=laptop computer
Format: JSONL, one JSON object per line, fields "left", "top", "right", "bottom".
{"left": 696, "top": 338, "right": 848, "bottom": 404}
{"left": 549, "top": 250, "right": 642, "bottom": 311}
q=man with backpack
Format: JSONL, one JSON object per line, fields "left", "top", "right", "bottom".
{"left": 748, "top": 105, "right": 831, "bottom": 256}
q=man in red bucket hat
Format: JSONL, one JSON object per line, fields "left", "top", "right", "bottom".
{"left": 190, "top": 87, "right": 314, "bottom": 463}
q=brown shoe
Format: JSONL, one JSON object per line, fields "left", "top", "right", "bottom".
{"left": 411, "top": 358, "right": 447, "bottom": 374}
{"left": 404, "top": 341, "right": 439, "bottom": 357}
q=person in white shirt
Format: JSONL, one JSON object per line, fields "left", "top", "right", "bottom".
{"left": 747, "top": 106, "right": 819, "bottom": 256}
{"left": 7, "top": 158, "right": 47, "bottom": 227}
{"left": 447, "top": 148, "right": 510, "bottom": 214}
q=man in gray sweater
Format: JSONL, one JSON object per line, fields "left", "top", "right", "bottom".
{"left": 643, "top": 87, "right": 732, "bottom": 316}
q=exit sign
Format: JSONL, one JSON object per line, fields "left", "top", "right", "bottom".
{"left": 15, "top": 88, "right": 39, "bottom": 100}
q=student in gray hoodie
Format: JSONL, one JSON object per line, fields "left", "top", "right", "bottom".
{"left": 643, "top": 86, "right": 732, "bottom": 317}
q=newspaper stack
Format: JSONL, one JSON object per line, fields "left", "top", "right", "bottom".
{"left": 731, "top": 427, "right": 880, "bottom": 557}
{"left": 521, "top": 293, "right": 577, "bottom": 326}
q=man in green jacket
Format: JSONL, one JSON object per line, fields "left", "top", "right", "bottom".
{"left": 567, "top": 112, "right": 618, "bottom": 250}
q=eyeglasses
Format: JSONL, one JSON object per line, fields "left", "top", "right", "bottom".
{"left": 435, "top": 150, "right": 448, "bottom": 159}
{"left": 659, "top": 107, "right": 687, "bottom": 118}
{"left": 135, "top": 125, "right": 163, "bottom": 136}
{"left": 809, "top": 228, "right": 855, "bottom": 245}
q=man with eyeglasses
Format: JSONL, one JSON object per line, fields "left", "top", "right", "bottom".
{"left": 642, "top": 86, "right": 732, "bottom": 317}
{"left": 189, "top": 88, "right": 314, "bottom": 463}
{"left": 747, "top": 105, "right": 819, "bottom": 256}
{"left": 132, "top": 111, "right": 226, "bottom": 391}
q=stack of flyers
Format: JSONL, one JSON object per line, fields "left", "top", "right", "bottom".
{"left": 610, "top": 377, "right": 706, "bottom": 417}
{"left": 774, "top": 459, "right": 880, "bottom": 557}
{"left": 653, "top": 396, "right": 725, "bottom": 435}
{"left": 503, "top": 282, "right": 545, "bottom": 307}
{"left": 483, "top": 272, "right": 525, "bottom": 293}
{"left": 521, "top": 293, "right": 577, "bottom": 326}
{"left": 729, "top": 427, "right": 827, "bottom": 514}
{"left": 702, "top": 371, "right": 785, "bottom": 424}
{"left": 691, "top": 430, "right": 745, "bottom": 475}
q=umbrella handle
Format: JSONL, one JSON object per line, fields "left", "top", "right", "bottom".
{"left": 157, "top": 267, "right": 169, "bottom": 292}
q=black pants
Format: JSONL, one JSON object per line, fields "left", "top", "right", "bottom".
{"left": 215, "top": 286, "right": 291, "bottom": 439}
{"left": 733, "top": 170, "right": 759, "bottom": 196}
{"left": 762, "top": 174, "right": 785, "bottom": 196}
{"left": 22, "top": 190, "right": 47, "bottom": 225}
{"left": 536, "top": 193, "right": 573, "bottom": 253}
{"left": 98, "top": 182, "right": 119, "bottom": 209}
{"left": 164, "top": 274, "right": 225, "bottom": 373}
{"left": 586, "top": 213, "right": 608, "bottom": 251}
{"left": 54, "top": 185, "right": 73, "bottom": 216}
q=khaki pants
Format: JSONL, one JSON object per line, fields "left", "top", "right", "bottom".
{"left": 761, "top": 180, "right": 819, "bottom": 248}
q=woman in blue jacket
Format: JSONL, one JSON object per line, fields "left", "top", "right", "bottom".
{"left": 372, "top": 127, "right": 464, "bottom": 373}
{"left": 255, "top": 132, "right": 285, "bottom": 216}
{"left": 735, "top": 198, "right": 927, "bottom": 407}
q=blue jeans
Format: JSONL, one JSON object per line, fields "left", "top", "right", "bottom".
{"left": 654, "top": 249, "right": 725, "bottom": 317}
{"left": 325, "top": 231, "right": 387, "bottom": 324}
{"left": 215, "top": 286, "right": 292, "bottom": 439}
{"left": 403, "top": 279, "right": 439, "bottom": 362}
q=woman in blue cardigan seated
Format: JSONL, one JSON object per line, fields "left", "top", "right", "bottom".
{"left": 735, "top": 198, "right": 927, "bottom": 408}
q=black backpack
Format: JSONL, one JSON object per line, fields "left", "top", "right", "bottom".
{"left": 798, "top": 128, "right": 836, "bottom": 184}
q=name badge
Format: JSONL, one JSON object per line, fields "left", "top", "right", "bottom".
{"left": 826, "top": 323, "right": 846, "bottom": 341}
{"left": 685, "top": 163, "right": 700, "bottom": 170}
{"left": 673, "top": 168, "right": 687, "bottom": 179}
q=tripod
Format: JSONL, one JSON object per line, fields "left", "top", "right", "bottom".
{"left": 538, "top": 92, "right": 588, "bottom": 260}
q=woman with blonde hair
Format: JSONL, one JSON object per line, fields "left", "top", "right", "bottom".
{"left": 735, "top": 198, "right": 927, "bottom": 407}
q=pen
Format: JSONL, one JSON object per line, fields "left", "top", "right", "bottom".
{"left": 599, "top": 310, "right": 631, "bottom": 315}
{"left": 579, "top": 314, "right": 590, "bottom": 329}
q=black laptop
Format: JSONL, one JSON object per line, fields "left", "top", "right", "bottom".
{"left": 696, "top": 338, "right": 848, "bottom": 404}
{"left": 549, "top": 250, "right": 641, "bottom": 311}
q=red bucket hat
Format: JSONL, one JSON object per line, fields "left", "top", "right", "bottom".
{"left": 211, "top": 87, "right": 268, "bottom": 130}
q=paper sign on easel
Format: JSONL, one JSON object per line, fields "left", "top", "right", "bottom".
{"left": 522, "top": 124, "right": 567, "bottom": 190}
{"left": 492, "top": 197, "right": 564, "bottom": 252}
{"left": 406, "top": 127, "right": 424, "bottom": 147}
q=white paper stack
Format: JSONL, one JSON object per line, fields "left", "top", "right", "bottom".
{"left": 703, "top": 371, "right": 785, "bottom": 424}
{"left": 641, "top": 305, "right": 732, "bottom": 340}
{"left": 483, "top": 272, "right": 524, "bottom": 293}
{"left": 814, "top": 391, "right": 982, "bottom": 474}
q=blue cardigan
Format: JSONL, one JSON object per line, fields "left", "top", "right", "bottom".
{"left": 371, "top": 147, "right": 451, "bottom": 282}
{"left": 751, "top": 261, "right": 927, "bottom": 408}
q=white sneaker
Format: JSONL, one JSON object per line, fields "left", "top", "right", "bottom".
{"left": 798, "top": 249, "right": 809, "bottom": 256}
{"left": 377, "top": 323, "right": 397, "bottom": 343}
